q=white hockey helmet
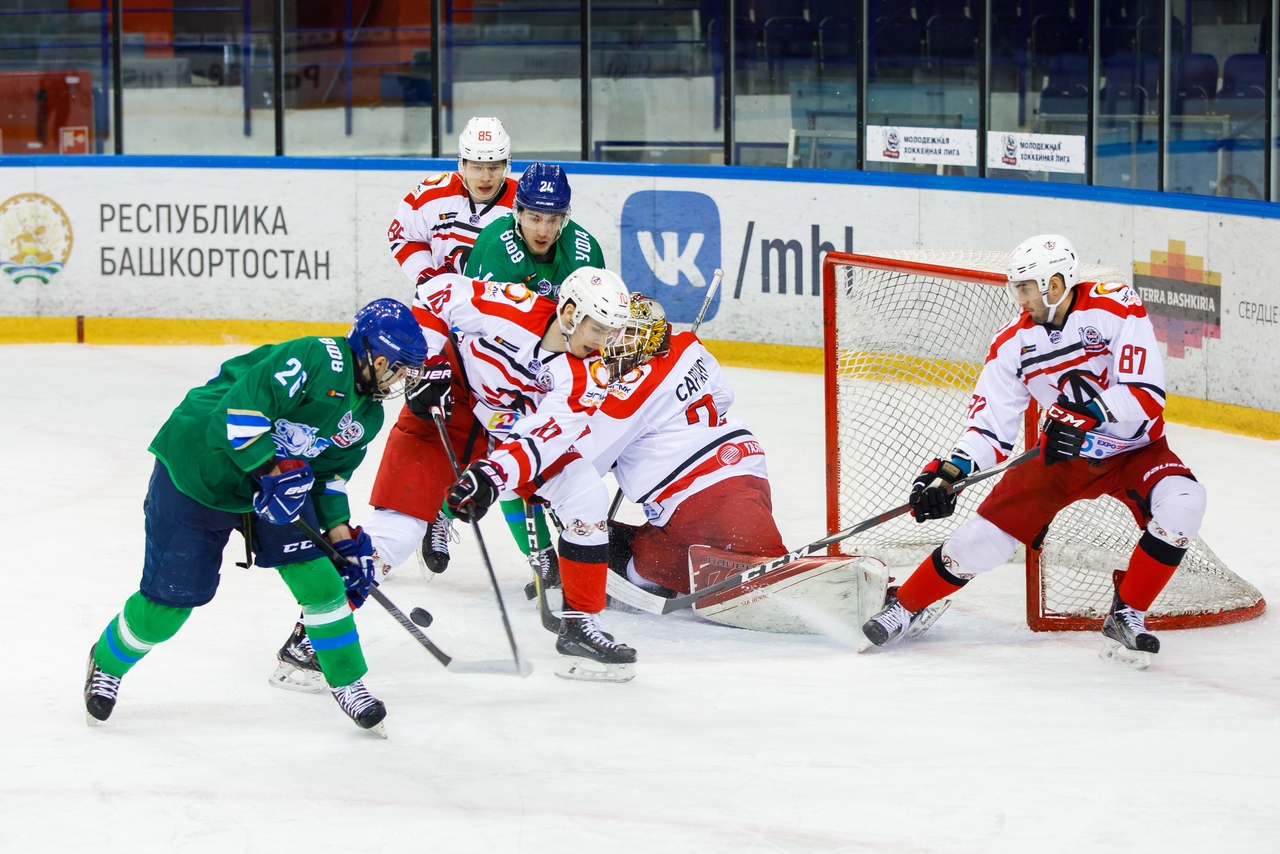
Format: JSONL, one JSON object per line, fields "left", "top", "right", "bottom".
{"left": 1005, "top": 234, "right": 1080, "bottom": 322}
{"left": 557, "top": 267, "right": 632, "bottom": 336}
{"left": 457, "top": 116, "right": 511, "bottom": 166}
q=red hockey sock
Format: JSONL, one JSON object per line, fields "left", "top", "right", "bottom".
{"left": 1117, "top": 532, "right": 1183, "bottom": 611}
{"left": 559, "top": 556, "right": 608, "bottom": 613}
{"left": 897, "top": 548, "right": 966, "bottom": 613}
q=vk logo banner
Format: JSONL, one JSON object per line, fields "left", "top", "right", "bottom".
{"left": 621, "top": 191, "right": 721, "bottom": 324}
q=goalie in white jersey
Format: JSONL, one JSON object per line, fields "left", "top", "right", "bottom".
{"left": 862, "top": 234, "right": 1207, "bottom": 668}
{"left": 571, "top": 295, "right": 786, "bottom": 594}
{"left": 387, "top": 116, "right": 517, "bottom": 283}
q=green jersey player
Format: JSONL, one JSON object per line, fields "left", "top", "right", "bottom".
{"left": 83, "top": 299, "right": 428, "bottom": 736}
{"left": 463, "top": 161, "right": 605, "bottom": 301}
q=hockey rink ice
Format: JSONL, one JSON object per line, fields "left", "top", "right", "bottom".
{"left": 5, "top": 343, "right": 1279, "bottom": 853}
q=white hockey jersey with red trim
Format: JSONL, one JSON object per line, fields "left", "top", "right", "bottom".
{"left": 388, "top": 172, "right": 517, "bottom": 284}
{"left": 412, "top": 273, "right": 609, "bottom": 489}
{"left": 571, "top": 331, "right": 769, "bottom": 526}
{"left": 953, "top": 281, "right": 1167, "bottom": 471}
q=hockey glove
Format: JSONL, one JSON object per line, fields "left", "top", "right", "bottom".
{"left": 1040, "top": 396, "right": 1103, "bottom": 466}
{"left": 415, "top": 255, "right": 457, "bottom": 285}
{"left": 445, "top": 459, "right": 504, "bottom": 524}
{"left": 909, "top": 456, "right": 971, "bottom": 522}
{"left": 333, "top": 526, "right": 378, "bottom": 608}
{"left": 405, "top": 355, "right": 453, "bottom": 422}
{"left": 252, "top": 459, "right": 314, "bottom": 526}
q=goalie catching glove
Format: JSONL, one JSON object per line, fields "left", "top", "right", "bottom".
{"left": 252, "top": 459, "right": 314, "bottom": 525}
{"left": 333, "top": 526, "right": 378, "bottom": 608}
{"left": 405, "top": 355, "right": 453, "bottom": 421}
{"left": 445, "top": 459, "right": 504, "bottom": 523}
{"left": 909, "top": 455, "right": 972, "bottom": 522}
{"left": 1040, "top": 395, "right": 1103, "bottom": 466}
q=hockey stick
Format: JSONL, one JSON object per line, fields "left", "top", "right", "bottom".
{"left": 607, "top": 267, "right": 724, "bottom": 523}
{"left": 430, "top": 406, "right": 527, "bottom": 673}
{"left": 290, "top": 519, "right": 528, "bottom": 676}
{"left": 289, "top": 518, "right": 450, "bottom": 665}
{"left": 523, "top": 504, "right": 564, "bottom": 633}
{"left": 605, "top": 446, "right": 1042, "bottom": 615}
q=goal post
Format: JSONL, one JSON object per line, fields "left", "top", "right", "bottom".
{"left": 822, "top": 249, "right": 1264, "bottom": 632}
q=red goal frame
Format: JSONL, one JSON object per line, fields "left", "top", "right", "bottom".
{"left": 821, "top": 251, "right": 1265, "bottom": 632}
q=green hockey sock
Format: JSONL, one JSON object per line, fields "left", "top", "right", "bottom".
{"left": 500, "top": 498, "right": 550, "bottom": 555}
{"left": 277, "top": 556, "right": 367, "bottom": 687}
{"left": 94, "top": 591, "right": 191, "bottom": 678}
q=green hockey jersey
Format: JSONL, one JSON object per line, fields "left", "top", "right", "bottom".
{"left": 463, "top": 213, "right": 604, "bottom": 300}
{"left": 148, "top": 336, "right": 385, "bottom": 527}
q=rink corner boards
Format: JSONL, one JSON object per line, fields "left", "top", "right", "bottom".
{"left": 4, "top": 318, "right": 1278, "bottom": 441}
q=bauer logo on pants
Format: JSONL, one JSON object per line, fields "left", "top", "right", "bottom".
{"left": 621, "top": 191, "right": 720, "bottom": 325}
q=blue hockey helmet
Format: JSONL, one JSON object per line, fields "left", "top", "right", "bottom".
{"left": 347, "top": 298, "right": 429, "bottom": 400}
{"left": 514, "top": 162, "right": 571, "bottom": 242}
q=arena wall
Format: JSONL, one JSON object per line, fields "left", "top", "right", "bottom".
{"left": 2, "top": 156, "right": 1277, "bottom": 435}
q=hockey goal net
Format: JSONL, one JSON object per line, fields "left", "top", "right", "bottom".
{"left": 822, "top": 250, "right": 1264, "bottom": 631}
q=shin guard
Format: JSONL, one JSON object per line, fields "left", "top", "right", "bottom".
{"left": 897, "top": 547, "right": 968, "bottom": 614}
{"left": 1117, "top": 531, "right": 1184, "bottom": 612}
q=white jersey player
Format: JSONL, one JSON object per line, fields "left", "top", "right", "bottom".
{"left": 568, "top": 296, "right": 886, "bottom": 634}
{"left": 415, "top": 267, "right": 642, "bottom": 682}
{"left": 387, "top": 116, "right": 517, "bottom": 283}
{"left": 863, "top": 234, "right": 1207, "bottom": 668}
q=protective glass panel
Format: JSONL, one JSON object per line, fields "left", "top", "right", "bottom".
{"left": 591, "top": 0, "right": 718, "bottom": 164}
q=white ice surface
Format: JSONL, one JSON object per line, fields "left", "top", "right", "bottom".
{"left": 4, "top": 344, "right": 1280, "bottom": 853}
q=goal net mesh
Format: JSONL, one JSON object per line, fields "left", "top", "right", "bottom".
{"left": 825, "top": 250, "right": 1263, "bottom": 630}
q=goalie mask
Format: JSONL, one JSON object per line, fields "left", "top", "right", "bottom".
{"left": 1005, "top": 234, "right": 1080, "bottom": 324}
{"left": 347, "top": 298, "right": 429, "bottom": 400}
{"left": 601, "top": 294, "right": 670, "bottom": 382}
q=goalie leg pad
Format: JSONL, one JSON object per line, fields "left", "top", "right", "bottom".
{"left": 690, "top": 547, "right": 889, "bottom": 636}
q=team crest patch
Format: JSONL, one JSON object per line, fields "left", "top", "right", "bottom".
{"left": 272, "top": 419, "right": 332, "bottom": 459}
{"left": 535, "top": 369, "right": 555, "bottom": 392}
{"left": 331, "top": 411, "right": 365, "bottom": 448}
{"left": 534, "top": 278, "right": 554, "bottom": 296}
{"left": 488, "top": 411, "right": 518, "bottom": 432}
{"left": 1079, "top": 326, "right": 1106, "bottom": 353}
{"left": 470, "top": 213, "right": 481, "bottom": 225}
{"left": 1048, "top": 330, "right": 1062, "bottom": 344}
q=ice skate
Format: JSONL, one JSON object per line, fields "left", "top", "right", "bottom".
{"left": 861, "top": 587, "right": 949, "bottom": 648}
{"left": 269, "top": 621, "right": 325, "bottom": 693}
{"left": 418, "top": 510, "right": 457, "bottom": 577}
{"left": 523, "top": 545, "right": 562, "bottom": 600}
{"left": 555, "top": 611, "right": 636, "bottom": 683}
{"left": 330, "top": 679, "right": 388, "bottom": 737}
{"left": 84, "top": 644, "right": 122, "bottom": 726}
{"left": 1099, "top": 592, "right": 1159, "bottom": 670}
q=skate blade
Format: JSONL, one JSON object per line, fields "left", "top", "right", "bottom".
{"left": 906, "top": 598, "right": 951, "bottom": 640}
{"left": 268, "top": 662, "right": 326, "bottom": 694}
{"left": 554, "top": 656, "right": 635, "bottom": 684}
{"left": 85, "top": 712, "right": 103, "bottom": 727}
{"left": 1099, "top": 638, "right": 1152, "bottom": 671}
{"left": 361, "top": 720, "right": 388, "bottom": 739}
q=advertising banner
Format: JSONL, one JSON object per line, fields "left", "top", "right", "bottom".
{"left": 865, "top": 126, "right": 977, "bottom": 166}
{"left": 3, "top": 161, "right": 1279, "bottom": 414}
{"left": 987, "top": 131, "right": 1087, "bottom": 174}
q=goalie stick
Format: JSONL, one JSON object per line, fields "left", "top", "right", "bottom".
{"left": 605, "top": 446, "right": 1041, "bottom": 615}
{"left": 608, "top": 266, "right": 723, "bottom": 522}
{"left": 290, "top": 518, "right": 530, "bottom": 677}
{"left": 430, "top": 406, "right": 527, "bottom": 674}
